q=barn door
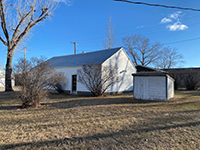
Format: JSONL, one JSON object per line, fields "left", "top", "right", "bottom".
{"left": 72, "top": 75, "right": 77, "bottom": 94}
{"left": 140, "top": 77, "right": 149, "bottom": 100}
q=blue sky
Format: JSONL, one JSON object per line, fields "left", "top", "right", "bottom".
{"left": 0, "top": 0, "right": 200, "bottom": 68}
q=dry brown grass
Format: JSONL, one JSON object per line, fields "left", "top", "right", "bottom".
{"left": 0, "top": 89, "right": 200, "bottom": 150}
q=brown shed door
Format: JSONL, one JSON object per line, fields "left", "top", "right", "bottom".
{"left": 72, "top": 75, "right": 77, "bottom": 93}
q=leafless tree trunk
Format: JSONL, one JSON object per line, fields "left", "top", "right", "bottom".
{"left": 0, "top": 0, "right": 59, "bottom": 91}
{"left": 123, "top": 34, "right": 162, "bottom": 66}
{"left": 103, "top": 16, "right": 116, "bottom": 49}
{"left": 154, "top": 47, "right": 185, "bottom": 69}
{"left": 77, "top": 63, "right": 121, "bottom": 96}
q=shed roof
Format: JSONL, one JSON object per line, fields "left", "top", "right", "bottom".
{"left": 48, "top": 47, "right": 122, "bottom": 68}
{"left": 136, "top": 65, "right": 167, "bottom": 73}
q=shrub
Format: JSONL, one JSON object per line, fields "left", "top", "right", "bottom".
{"left": 77, "top": 63, "right": 122, "bottom": 96}
{"left": 14, "top": 57, "right": 66, "bottom": 108}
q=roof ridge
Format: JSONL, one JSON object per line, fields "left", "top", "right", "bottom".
{"left": 48, "top": 47, "right": 123, "bottom": 68}
{"left": 52, "top": 47, "right": 122, "bottom": 58}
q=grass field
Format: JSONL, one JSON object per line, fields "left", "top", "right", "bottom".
{"left": 0, "top": 88, "right": 200, "bottom": 150}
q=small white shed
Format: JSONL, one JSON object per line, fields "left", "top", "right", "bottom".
{"left": 132, "top": 73, "right": 174, "bottom": 101}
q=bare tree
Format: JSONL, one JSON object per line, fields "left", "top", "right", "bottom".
{"left": 0, "top": 0, "right": 59, "bottom": 91}
{"left": 103, "top": 16, "right": 116, "bottom": 49}
{"left": 166, "top": 70, "right": 183, "bottom": 90}
{"left": 154, "top": 47, "right": 185, "bottom": 69}
{"left": 14, "top": 57, "right": 66, "bottom": 108}
{"left": 165, "top": 69, "right": 200, "bottom": 90}
{"left": 123, "top": 34, "right": 162, "bottom": 66}
{"left": 77, "top": 63, "right": 121, "bottom": 96}
{"left": 183, "top": 69, "right": 200, "bottom": 90}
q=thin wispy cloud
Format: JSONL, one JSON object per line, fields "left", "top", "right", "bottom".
{"left": 160, "top": 17, "right": 172, "bottom": 23}
{"left": 160, "top": 11, "right": 188, "bottom": 31}
{"left": 169, "top": 11, "right": 182, "bottom": 19}
{"left": 53, "top": 0, "right": 71, "bottom": 5}
{"left": 136, "top": 25, "right": 144, "bottom": 29}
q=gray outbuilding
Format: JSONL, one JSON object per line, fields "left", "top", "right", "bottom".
{"left": 132, "top": 72, "right": 174, "bottom": 101}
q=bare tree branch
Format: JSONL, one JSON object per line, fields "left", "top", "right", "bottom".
{"left": 0, "top": 0, "right": 10, "bottom": 44}
{"left": 154, "top": 47, "right": 185, "bottom": 69}
{"left": 0, "top": 36, "right": 7, "bottom": 45}
{"left": 11, "top": 7, "right": 34, "bottom": 44}
{"left": 103, "top": 16, "right": 116, "bottom": 49}
{"left": 123, "top": 34, "right": 162, "bottom": 66}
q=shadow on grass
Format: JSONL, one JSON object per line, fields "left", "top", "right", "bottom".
{"left": 0, "top": 105, "right": 21, "bottom": 110}
{"left": 175, "top": 90, "right": 200, "bottom": 97}
{"left": 1, "top": 93, "right": 156, "bottom": 110}
{"left": 170, "top": 101, "right": 200, "bottom": 106}
{"left": 48, "top": 92, "right": 94, "bottom": 100}
{"left": 1, "top": 121, "right": 200, "bottom": 149}
{"left": 45, "top": 97, "right": 159, "bottom": 109}
{"left": 0, "top": 91, "right": 20, "bottom": 100}
{"left": 175, "top": 109, "right": 200, "bottom": 113}
{"left": 1, "top": 90, "right": 199, "bottom": 110}
{"left": 46, "top": 95, "right": 200, "bottom": 110}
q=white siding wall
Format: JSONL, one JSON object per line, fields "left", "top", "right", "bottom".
{"left": 0, "top": 71, "right": 4, "bottom": 87}
{"left": 55, "top": 66, "right": 89, "bottom": 93}
{"left": 0, "top": 78, "right": 4, "bottom": 87}
{"left": 0, "top": 79, "right": 15, "bottom": 87}
{"left": 167, "top": 77, "right": 174, "bottom": 99}
{"left": 0, "top": 71, "right": 15, "bottom": 87}
{"left": 102, "top": 48, "right": 136, "bottom": 93}
{"left": 134, "top": 76, "right": 167, "bottom": 101}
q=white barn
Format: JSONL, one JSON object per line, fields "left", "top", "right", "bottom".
{"left": 48, "top": 47, "right": 136, "bottom": 94}
{"left": 132, "top": 73, "right": 174, "bottom": 101}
